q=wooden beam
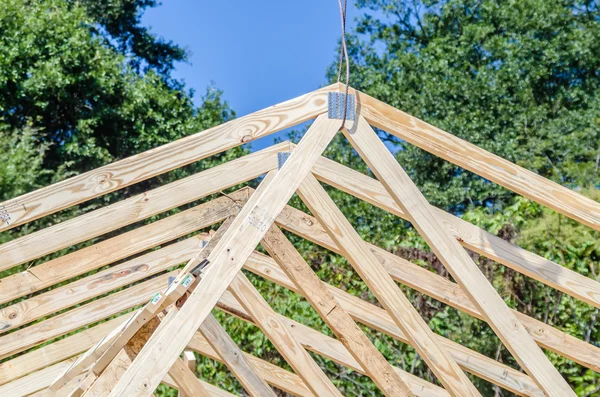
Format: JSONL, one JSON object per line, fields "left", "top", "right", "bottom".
{"left": 200, "top": 314, "right": 277, "bottom": 397}
{"left": 342, "top": 116, "right": 574, "bottom": 397}
{"left": 168, "top": 357, "right": 211, "bottom": 397}
{"left": 275, "top": 204, "right": 600, "bottom": 373}
{"left": 0, "top": 84, "right": 332, "bottom": 232}
{"left": 297, "top": 174, "right": 481, "bottom": 397}
{"left": 0, "top": 192, "right": 242, "bottom": 306}
{"left": 311, "top": 154, "right": 600, "bottom": 310}
{"left": 188, "top": 333, "right": 315, "bottom": 397}
{"left": 107, "top": 114, "right": 341, "bottom": 397}
{"left": 261, "top": 225, "right": 415, "bottom": 396}
{"left": 229, "top": 272, "right": 343, "bottom": 396}
{"left": 347, "top": 83, "right": 600, "bottom": 232}
{"left": 216, "top": 289, "right": 449, "bottom": 397}
{"left": 0, "top": 142, "right": 282, "bottom": 271}
{"left": 53, "top": 215, "right": 235, "bottom": 392}
{"left": 177, "top": 351, "right": 197, "bottom": 397}
{"left": 0, "top": 235, "right": 208, "bottom": 334}
{"left": 242, "top": 251, "right": 543, "bottom": 397}
{"left": 0, "top": 315, "right": 129, "bottom": 386}
{"left": 0, "top": 271, "right": 175, "bottom": 360}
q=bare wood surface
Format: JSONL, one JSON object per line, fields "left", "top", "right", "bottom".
{"left": 262, "top": 225, "right": 415, "bottom": 396}
{"left": 345, "top": 83, "right": 600, "bottom": 232}
{"left": 216, "top": 289, "right": 449, "bottom": 397}
{"left": 0, "top": 84, "right": 332, "bottom": 231}
{"left": 229, "top": 272, "right": 343, "bottom": 396}
{"left": 0, "top": 193, "right": 240, "bottom": 306}
{"left": 200, "top": 314, "right": 277, "bottom": 397}
{"left": 0, "top": 143, "right": 281, "bottom": 271}
{"left": 0, "top": 236, "right": 207, "bottom": 334}
{"left": 168, "top": 357, "right": 211, "bottom": 397}
{"left": 176, "top": 351, "right": 197, "bottom": 397}
{"left": 343, "top": 116, "right": 574, "bottom": 396}
{"left": 243, "top": 251, "right": 543, "bottom": 397}
{"left": 107, "top": 115, "right": 341, "bottom": 397}
{"left": 187, "top": 332, "right": 315, "bottom": 397}
{"left": 298, "top": 174, "right": 481, "bottom": 397}
{"left": 0, "top": 271, "right": 174, "bottom": 360}
{"left": 312, "top": 154, "right": 600, "bottom": 309}
{"left": 276, "top": 204, "right": 600, "bottom": 373}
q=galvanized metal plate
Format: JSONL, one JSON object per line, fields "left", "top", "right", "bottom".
{"left": 328, "top": 92, "right": 355, "bottom": 120}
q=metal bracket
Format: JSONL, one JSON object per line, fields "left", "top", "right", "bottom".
{"left": 328, "top": 92, "right": 355, "bottom": 120}
{"left": 190, "top": 258, "right": 210, "bottom": 277}
{"left": 277, "top": 152, "right": 291, "bottom": 170}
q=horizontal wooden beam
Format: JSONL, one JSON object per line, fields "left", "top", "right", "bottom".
{"left": 0, "top": 143, "right": 282, "bottom": 271}
{"left": 0, "top": 83, "right": 332, "bottom": 232}
{"left": 0, "top": 272, "right": 174, "bottom": 360}
{"left": 0, "top": 236, "right": 207, "bottom": 334}
{"left": 346, "top": 83, "right": 600, "bottom": 232}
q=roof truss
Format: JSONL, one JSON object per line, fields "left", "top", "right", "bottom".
{"left": 1, "top": 83, "right": 598, "bottom": 396}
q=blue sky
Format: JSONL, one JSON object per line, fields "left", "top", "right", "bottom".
{"left": 142, "top": 1, "right": 362, "bottom": 150}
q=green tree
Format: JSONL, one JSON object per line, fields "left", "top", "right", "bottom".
{"left": 0, "top": 0, "right": 240, "bottom": 181}
{"left": 341, "top": 0, "right": 600, "bottom": 211}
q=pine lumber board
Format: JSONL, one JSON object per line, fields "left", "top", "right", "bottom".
{"left": 0, "top": 271, "right": 175, "bottom": 360}
{"left": 52, "top": 216, "right": 234, "bottom": 391}
{"left": 177, "top": 351, "right": 197, "bottom": 397}
{"left": 0, "top": 315, "right": 130, "bottom": 386}
{"left": 228, "top": 272, "right": 343, "bottom": 397}
{"left": 0, "top": 143, "right": 282, "bottom": 271}
{"left": 311, "top": 154, "right": 600, "bottom": 310}
{"left": 243, "top": 251, "right": 543, "bottom": 397}
{"left": 106, "top": 115, "right": 341, "bottom": 397}
{"left": 216, "top": 289, "right": 449, "bottom": 397}
{"left": 275, "top": 204, "right": 600, "bottom": 373}
{"left": 199, "top": 314, "right": 277, "bottom": 397}
{"left": 342, "top": 116, "right": 574, "bottom": 396}
{"left": 0, "top": 355, "right": 81, "bottom": 397}
{"left": 298, "top": 174, "right": 481, "bottom": 397}
{"left": 0, "top": 192, "right": 241, "bottom": 306}
{"left": 188, "top": 332, "right": 315, "bottom": 397}
{"left": 168, "top": 357, "right": 211, "bottom": 397}
{"left": 0, "top": 84, "right": 332, "bottom": 232}
{"left": 261, "top": 225, "right": 415, "bottom": 396}
{"left": 0, "top": 236, "right": 207, "bottom": 334}
{"left": 345, "top": 83, "right": 600, "bottom": 232}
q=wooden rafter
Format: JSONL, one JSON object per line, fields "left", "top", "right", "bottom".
{"left": 262, "top": 225, "right": 415, "bottom": 396}
{"left": 0, "top": 84, "right": 594, "bottom": 397}
{"left": 297, "top": 174, "right": 481, "bottom": 397}
{"left": 342, "top": 116, "right": 574, "bottom": 396}
{"left": 106, "top": 115, "right": 341, "bottom": 396}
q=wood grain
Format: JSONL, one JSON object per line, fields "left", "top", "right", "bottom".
{"left": 262, "top": 225, "right": 414, "bottom": 396}
{"left": 0, "top": 83, "right": 331, "bottom": 231}
{"left": 200, "top": 314, "right": 276, "bottom": 397}
{"left": 0, "top": 143, "right": 281, "bottom": 271}
{"left": 275, "top": 203, "right": 600, "bottom": 373}
{"left": 0, "top": 192, "right": 240, "bottom": 306}
{"left": 311, "top": 154, "right": 600, "bottom": 310}
{"left": 243, "top": 251, "right": 543, "bottom": 397}
{"left": 106, "top": 114, "right": 341, "bottom": 397}
{"left": 298, "top": 173, "right": 481, "bottom": 397}
{"left": 342, "top": 116, "right": 574, "bottom": 397}
{"left": 229, "top": 273, "right": 342, "bottom": 396}
{"left": 346, "top": 83, "right": 600, "bottom": 232}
